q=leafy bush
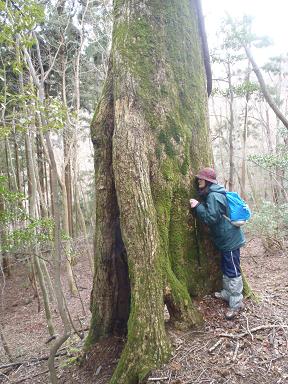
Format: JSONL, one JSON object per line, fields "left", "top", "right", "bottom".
{"left": 4, "top": 218, "right": 54, "bottom": 253}
{"left": 0, "top": 176, "right": 54, "bottom": 254}
{"left": 246, "top": 201, "right": 288, "bottom": 251}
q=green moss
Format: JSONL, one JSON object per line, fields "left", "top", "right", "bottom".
{"left": 90, "top": 0, "right": 220, "bottom": 380}
{"left": 165, "top": 139, "right": 175, "bottom": 158}
{"left": 109, "top": 249, "right": 172, "bottom": 383}
{"left": 155, "top": 146, "right": 161, "bottom": 160}
{"left": 158, "top": 130, "right": 175, "bottom": 158}
{"left": 166, "top": 116, "right": 181, "bottom": 143}
{"left": 181, "top": 156, "right": 189, "bottom": 175}
{"left": 242, "top": 269, "right": 260, "bottom": 302}
{"left": 112, "top": 0, "right": 212, "bottom": 175}
{"left": 110, "top": 339, "right": 171, "bottom": 384}
{"left": 84, "top": 309, "right": 103, "bottom": 349}
{"left": 113, "top": 17, "right": 158, "bottom": 104}
{"left": 60, "top": 356, "right": 79, "bottom": 368}
{"left": 158, "top": 130, "right": 166, "bottom": 144}
{"left": 168, "top": 188, "right": 190, "bottom": 283}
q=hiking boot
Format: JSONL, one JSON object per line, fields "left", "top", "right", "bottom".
{"left": 225, "top": 303, "right": 244, "bottom": 320}
{"left": 214, "top": 291, "right": 223, "bottom": 299}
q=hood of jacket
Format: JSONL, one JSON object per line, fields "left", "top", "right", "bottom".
{"left": 208, "top": 183, "right": 226, "bottom": 194}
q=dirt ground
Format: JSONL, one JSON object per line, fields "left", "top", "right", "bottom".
{"left": 1, "top": 237, "right": 288, "bottom": 384}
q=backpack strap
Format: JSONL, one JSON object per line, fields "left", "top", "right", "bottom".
{"left": 223, "top": 214, "right": 245, "bottom": 227}
{"left": 211, "top": 190, "right": 230, "bottom": 217}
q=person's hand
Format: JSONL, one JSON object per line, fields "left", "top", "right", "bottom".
{"left": 190, "top": 198, "right": 199, "bottom": 208}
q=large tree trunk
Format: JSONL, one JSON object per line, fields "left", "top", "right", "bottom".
{"left": 87, "top": 1, "right": 220, "bottom": 382}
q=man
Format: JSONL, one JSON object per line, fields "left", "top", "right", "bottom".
{"left": 189, "top": 167, "right": 245, "bottom": 320}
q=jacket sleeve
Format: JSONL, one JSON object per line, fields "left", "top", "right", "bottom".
{"left": 194, "top": 193, "right": 224, "bottom": 225}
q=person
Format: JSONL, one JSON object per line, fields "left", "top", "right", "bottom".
{"left": 189, "top": 167, "right": 245, "bottom": 320}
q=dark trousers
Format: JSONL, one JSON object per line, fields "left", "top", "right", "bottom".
{"left": 220, "top": 248, "right": 243, "bottom": 308}
{"left": 221, "top": 248, "right": 241, "bottom": 278}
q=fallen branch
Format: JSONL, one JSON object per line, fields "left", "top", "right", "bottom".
{"left": 12, "top": 366, "right": 58, "bottom": 383}
{"left": 148, "top": 378, "right": 169, "bottom": 382}
{"left": 0, "top": 351, "right": 67, "bottom": 370}
{"left": 219, "top": 324, "right": 288, "bottom": 339}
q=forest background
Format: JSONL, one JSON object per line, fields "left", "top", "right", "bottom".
{"left": 0, "top": 0, "right": 288, "bottom": 383}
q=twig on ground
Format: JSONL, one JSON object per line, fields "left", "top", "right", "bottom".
{"left": 232, "top": 341, "right": 240, "bottom": 362}
{"left": 176, "top": 344, "right": 198, "bottom": 362}
{"left": 0, "top": 371, "right": 11, "bottom": 381}
{"left": 243, "top": 314, "right": 254, "bottom": 341}
{"left": 14, "top": 364, "right": 23, "bottom": 375}
{"left": 148, "top": 377, "right": 169, "bottom": 381}
{"left": 45, "top": 335, "right": 58, "bottom": 344}
{"left": 219, "top": 324, "right": 288, "bottom": 339}
{"left": 280, "top": 324, "right": 288, "bottom": 350}
{"left": 183, "top": 379, "right": 211, "bottom": 384}
{"left": 208, "top": 338, "right": 223, "bottom": 353}
{"left": 194, "top": 368, "right": 207, "bottom": 382}
{"left": 267, "top": 355, "right": 285, "bottom": 373}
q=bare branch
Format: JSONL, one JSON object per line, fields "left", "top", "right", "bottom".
{"left": 244, "top": 45, "right": 288, "bottom": 131}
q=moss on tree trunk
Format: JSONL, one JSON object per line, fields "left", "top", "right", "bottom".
{"left": 87, "top": 1, "right": 221, "bottom": 382}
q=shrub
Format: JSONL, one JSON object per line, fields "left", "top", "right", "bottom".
{"left": 246, "top": 201, "right": 288, "bottom": 251}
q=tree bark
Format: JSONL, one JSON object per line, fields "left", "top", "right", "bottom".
{"left": 0, "top": 321, "right": 13, "bottom": 362}
{"left": 240, "top": 62, "right": 251, "bottom": 200}
{"left": 87, "top": 1, "right": 220, "bottom": 382}
{"left": 247, "top": 166, "right": 259, "bottom": 208}
{"left": 74, "top": 175, "right": 94, "bottom": 272}
{"left": 25, "top": 130, "right": 55, "bottom": 336}
{"left": 227, "top": 61, "right": 235, "bottom": 191}
{"left": 45, "top": 132, "right": 71, "bottom": 384}
{"left": 13, "top": 115, "right": 22, "bottom": 195}
{"left": 36, "top": 133, "right": 48, "bottom": 217}
{"left": 35, "top": 102, "right": 77, "bottom": 296}
{"left": 0, "top": 188, "right": 10, "bottom": 277}
{"left": 5, "top": 138, "right": 17, "bottom": 193}
{"left": 64, "top": 138, "right": 73, "bottom": 236}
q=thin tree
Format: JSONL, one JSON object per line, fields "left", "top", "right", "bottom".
{"left": 244, "top": 46, "right": 288, "bottom": 131}
{"left": 226, "top": 15, "right": 288, "bottom": 132}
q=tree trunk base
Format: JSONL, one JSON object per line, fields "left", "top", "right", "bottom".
{"left": 110, "top": 338, "right": 171, "bottom": 384}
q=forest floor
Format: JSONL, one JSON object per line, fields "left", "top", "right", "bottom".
{"left": 0, "top": 237, "right": 288, "bottom": 384}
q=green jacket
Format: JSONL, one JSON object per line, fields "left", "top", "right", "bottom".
{"left": 194, "top": 183, "right": 245, "bottom": 252}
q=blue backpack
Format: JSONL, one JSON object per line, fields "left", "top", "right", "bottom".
{"left": 223, "top": 191, "right": 251, "bottom": 227}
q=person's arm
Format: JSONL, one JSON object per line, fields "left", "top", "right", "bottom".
{"left": 193, "top": 193, "right": 223, "bottom": 225}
